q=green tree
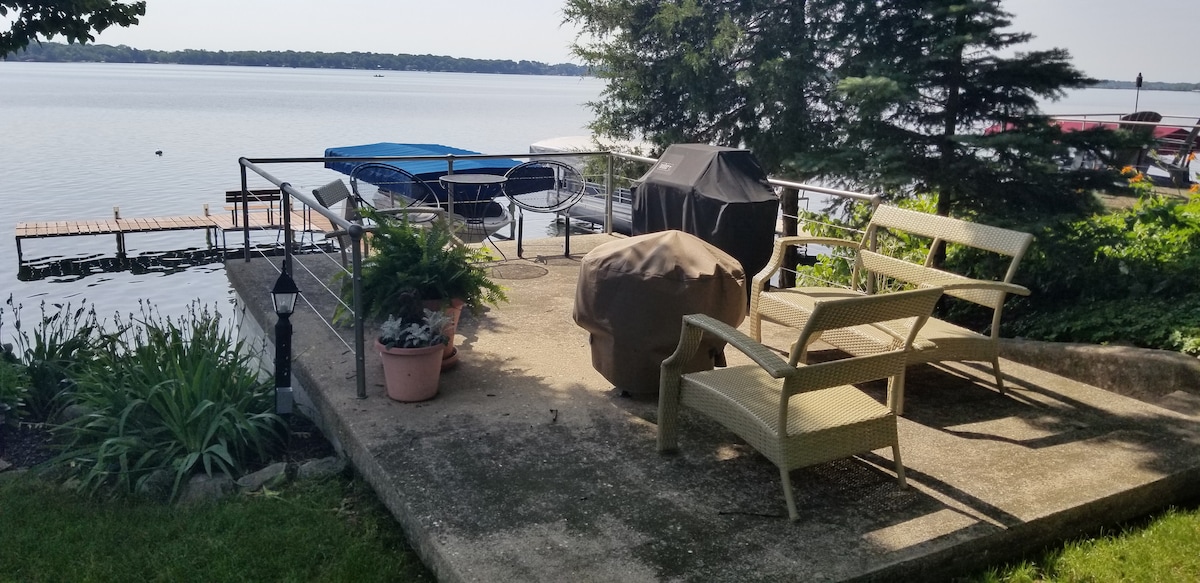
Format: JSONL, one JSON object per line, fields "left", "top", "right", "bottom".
{"left": 821, "top": 0, "right": 1125, "bottom": 220}
{"left": 566, "top": 0, "right": 1132, "bottom": 220}
{"left": 564, "top": 0, "right": 845, "bottom": 173}
{"left": 0, "top": 0, "right": 145, "bottom": 57}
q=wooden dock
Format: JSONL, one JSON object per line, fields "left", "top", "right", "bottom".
{"left": 14, "top": 202, "right": 335, "bottom": 264}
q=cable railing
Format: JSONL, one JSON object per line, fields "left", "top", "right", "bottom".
{"left": 236, "top": 150, "right": 881, "bottom": 402}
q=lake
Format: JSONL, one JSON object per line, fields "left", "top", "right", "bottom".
{"left": 1, "top": 62, "right": 1197, "bottom": 325}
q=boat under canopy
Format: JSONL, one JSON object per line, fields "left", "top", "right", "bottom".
{"left": 324, "top": 142, "right": 521, "bottom": 200}
{"left": 324, "top": 143, "right": 522, "bottom": 241}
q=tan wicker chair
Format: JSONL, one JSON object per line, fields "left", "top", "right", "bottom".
{"left": 749, "top": 205, "right": 1033, "bottom": 414}
{"left": 658, "top": 287, "right": 942, "bottom": 521}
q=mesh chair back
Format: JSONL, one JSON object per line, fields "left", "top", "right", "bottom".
{"left": 502, "top": 160, "right": 586, "bottom": 213}
{"left": 313, "top": 179, "right": 352, "bottom": 208}
{"left": 350, "top": 163, "right": 439, "bottom": 210}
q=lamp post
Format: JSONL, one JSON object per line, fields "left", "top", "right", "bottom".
{"left": 1135, "top": 72, "right": 1143, "bottom": 112}
{"left": 271, "top": 271, "right": 300, "bottom": 416}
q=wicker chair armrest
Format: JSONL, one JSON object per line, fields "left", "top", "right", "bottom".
{"left": 752, "top": 236, "right": 860, "bottom": 287}
{"left": 936, "top": 280, "right": 1031, "bottom": 297}
{"left": 669, "top": 314, "right": 796, "bottom": 378}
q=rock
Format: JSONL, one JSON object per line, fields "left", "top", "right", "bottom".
{"left": 59, "top": 404, "right": 93, "bottom": 423}
{"left": 0, "top": 458, "right": 11, "bottom": 472}
{"left": 137, "top": 468, "right": 174, "bottom": 503}
{"left": 236, "top": 462, "right": 289, "bottom": 492}
{"left": 296, "top": 456, "right": 347, "bottom": 481}
{"left": 178, "top": 473, "right": 235, "bottom": 505}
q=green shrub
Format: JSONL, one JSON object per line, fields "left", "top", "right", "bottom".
{"left": 1004, "top": 192, "right": 1200, "bottom": 353}
{"left": 55, "top": 302, "right": 285, "bottom": 500}
{"left": 3, "top": 296, "right": 102, "bottom": 421}
{"left": 337, "top": 208, "right": 507, "bottom": 323}
{"left": 793, "top": 195, "right": 941, "bottom": 290}
{"left": 0, "top": 345, "right": 29, "bottom": 424}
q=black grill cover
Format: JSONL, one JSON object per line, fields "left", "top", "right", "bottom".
{"left": 631, "top": 144, "right": 778, "bottom": 278}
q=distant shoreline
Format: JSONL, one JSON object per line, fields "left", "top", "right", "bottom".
{"left": 1092, "top": 80, "right": 1200, "bottom": 92}
{"left": 3, "top": 42, "right": 591, "bottom": 77}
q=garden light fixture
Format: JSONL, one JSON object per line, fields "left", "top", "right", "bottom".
{"left": 271, "top": 271, "right": 300, "bottom": 415}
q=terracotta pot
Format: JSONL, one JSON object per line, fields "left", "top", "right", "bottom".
{"left": 423, "top": 298, "right": 465, "bottom": 370}
{"left": 375, "top": 339, "right": 443, "bottom": 402}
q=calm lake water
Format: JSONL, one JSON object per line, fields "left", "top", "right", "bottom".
{"left": 1, "top": 62, "right": 1197, "bottom": 324}
{"left": 0, "top": 62, "right": 605, "bottom": 322}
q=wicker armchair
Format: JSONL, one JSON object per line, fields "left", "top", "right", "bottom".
{"left": 658, "top": 287, "right": 942, "bottom": 521}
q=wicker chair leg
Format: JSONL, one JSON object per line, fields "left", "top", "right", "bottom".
{"left": 991, "top": 355, "right": 1006, "bottom": 394}
{"left": 780, "top": 467, "right": 799, "bottom": 521}
{"left": 749, "top": 313, "right": 762, "bottom": 342}
{"left": 886, "top": 374, "right": 906, "bottom": 416}
{"left": 892, "top": 444, "right": 907, "bottom": 487}
{"left": 657, "top": 385, "right": 681, "bottom": 453}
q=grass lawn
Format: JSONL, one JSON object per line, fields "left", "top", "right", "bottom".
{"left": 970, "top": 505, "right": 1200, "bottom": 582}
{"left": 3, "top": 469, "right": 1198, "bottom": 582}
{"left": 0, "top": 473, "right": 433, "bottom": 583}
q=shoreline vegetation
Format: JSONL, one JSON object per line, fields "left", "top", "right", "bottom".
{"left": 2, "top": 41, "right": 590, "bottom": 76}
{"left": 1092, "top": 79, "right": 1200, "bottom": 92}
{"left": 7, "top": 42, "right": 1198, "bottom": 89}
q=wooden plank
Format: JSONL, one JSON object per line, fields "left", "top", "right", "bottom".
{"left": 15, "top": 205, "right": 335, "bottom": 250}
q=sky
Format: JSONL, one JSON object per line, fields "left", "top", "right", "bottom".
{"left": 83, "top": 0, "right": 1199, "bottom": 82}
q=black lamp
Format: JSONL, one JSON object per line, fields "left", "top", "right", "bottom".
{"left": 271, "top": 271, "right": 300, "bottom": 415}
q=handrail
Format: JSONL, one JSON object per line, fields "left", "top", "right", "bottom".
{"left": 1049, "top": 114, "right": 1200, "bottom": 130}
{"left": 768, "top": 178, "right": 881, "bottom": 205}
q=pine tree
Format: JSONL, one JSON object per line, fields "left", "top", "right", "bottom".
{"left": 823, "top": 0, "right": 1125, "bottom": 220}
{"left": 566, "top": 0, "right": 1132, "bottom": 221}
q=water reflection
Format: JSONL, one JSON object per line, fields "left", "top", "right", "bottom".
{"left": 17, "top": 243, "right": 334, "bottom": 283}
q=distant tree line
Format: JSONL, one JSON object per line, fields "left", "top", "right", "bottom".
{"left": 1093, "top": 79, "right": 1200, "bottom": 92}
{"left": 4, "top": 41, "right": 591, "bottom": 76}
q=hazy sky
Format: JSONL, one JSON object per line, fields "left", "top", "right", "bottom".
{"left": 86, "top": 0, "right": 1198, "bottom": 82}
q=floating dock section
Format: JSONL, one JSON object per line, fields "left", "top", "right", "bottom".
{"left": 13, "top": 190, "right": 333, "bottom": 264}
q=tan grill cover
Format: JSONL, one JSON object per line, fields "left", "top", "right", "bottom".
{"left": 573, "top": 230, "right": 747, "bottom": 396}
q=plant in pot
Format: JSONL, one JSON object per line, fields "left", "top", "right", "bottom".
{"left": 375, "top": 291, "right": 453, "bottom": 402}
{"left": 338, "top": 207, "right": 508, "bottom": 368}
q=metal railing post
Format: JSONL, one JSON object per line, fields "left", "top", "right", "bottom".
{"left": 240, "top": 165, "right": 251, "bottom": 261}
{"left": 604, "top": 153, "right": 614, "bottom": 234}
{"left": 280, "top": 182, "right": 293, "bottom": 275}
{"left": 445, "top": 156, "right": 455, "bottom": 218}
{"left": 351, "top": 224, "right": 367, "bottom": 400}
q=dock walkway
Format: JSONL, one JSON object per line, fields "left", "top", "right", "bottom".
{"left": 14, "top": 205, "right": 334, "bottom": 263}
{"left": 227, "top": 233, "right": 1200, "bottom": 583}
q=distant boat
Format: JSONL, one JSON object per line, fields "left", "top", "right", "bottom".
{"left": 373, "top": 74, "right": 385, "bottom": 78}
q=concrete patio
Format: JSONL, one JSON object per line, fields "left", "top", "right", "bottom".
{"left": 226, "top": 233, "right": 1200, "bottom": 583}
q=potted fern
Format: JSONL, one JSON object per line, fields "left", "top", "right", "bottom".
{"left": 339, "top": 208, "right": 507, "bottom": 369}
{"left": 375, "top": 291, "right": 453, "bottom": 402}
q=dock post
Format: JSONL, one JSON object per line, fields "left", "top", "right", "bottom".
{"left": 114, "top": 206, "right": 126, "bottom": 258}
{"left": 203, "top": 204, "right": 214, "bottom": 248}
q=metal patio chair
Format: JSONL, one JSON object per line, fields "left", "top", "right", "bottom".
{"left": 502, "top": 159, "right": 586, "bottom": 257}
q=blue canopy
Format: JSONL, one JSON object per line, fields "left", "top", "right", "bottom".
{"left": 324, "top": 143, "right": 520, "bottom": 196}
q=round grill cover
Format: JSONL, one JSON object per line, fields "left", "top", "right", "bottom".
{"left": 573, "top": 230, "right": 746, "bottom": 396}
